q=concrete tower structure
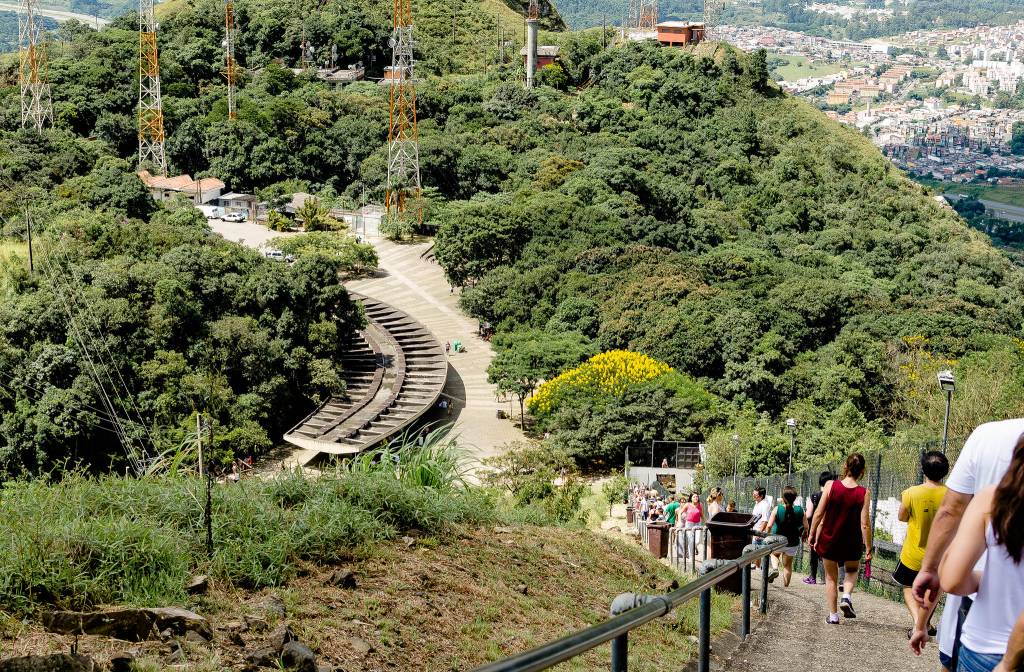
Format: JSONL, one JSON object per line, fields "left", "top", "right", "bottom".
{"left": 138, "top": 0, "right": 167, "bottom": 174}
{"left": 525, "top": 0, "right": 539, "bottom": 89}
{"left": 18, "top": 0, "right": 53, "bottom": 132}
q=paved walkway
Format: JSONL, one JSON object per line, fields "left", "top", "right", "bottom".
{"left": 347, "top": 237, "right": 523, "bottom": 462}
{"left": 727, "top": 577, "right": 936, "bottom": 672}
{"left": 208, "top": 219, "right": 523, "bottom": 462}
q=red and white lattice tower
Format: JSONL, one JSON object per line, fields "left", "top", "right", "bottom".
{"left": 18, "top": 0, "right": 53, "bottom": 132}
{"left": 385, "top": 0, "right": 422, "bottom": 220}
{"left": 138, "top": 0, "right": 167, "bottom": 174}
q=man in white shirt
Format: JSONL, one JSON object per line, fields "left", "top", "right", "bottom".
{"left": 751, "top": 487, "right": 771, "bottom": 532}
{"left": 910, "top": 418, "right": 1023, "bottom": 671}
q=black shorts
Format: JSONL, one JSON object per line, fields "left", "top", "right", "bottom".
{"left": 893, "top": 560, "right": 918, "bottom": 587}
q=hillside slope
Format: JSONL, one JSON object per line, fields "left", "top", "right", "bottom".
{"left": 432, "top": 42, "right": 1024, "bottom": 468}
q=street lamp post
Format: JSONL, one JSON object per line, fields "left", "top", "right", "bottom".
{"left": 786, "top": 418, "right": 797, "bottom": 477}
{"left": 731, "top": 433, "right": 740, "bottom": 496}
{"left": 938, "top": 370, "right": 956, "bottom": 454}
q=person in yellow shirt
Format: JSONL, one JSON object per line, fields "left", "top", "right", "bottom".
{"left": 896, "top": 450, "right": 950, "bottom": 636}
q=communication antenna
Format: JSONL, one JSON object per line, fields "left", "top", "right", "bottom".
{"left": 385, "top": 0, "right": 422, "bottom": 222}
{"left": 223, "top": 0, "right": 239, "bottom": 120}
{"left": 18, "top": 0, "right": 53, "bottom": 132}
{"left": 138, "top": 0, "right": 167, "bottom": 174}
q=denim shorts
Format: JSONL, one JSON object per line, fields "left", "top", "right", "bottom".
{"left": 940, "top": 651, "right": 952, "bottom": 671}
{"left": 957, "top": 646, "right": 1003, "bottom": 672}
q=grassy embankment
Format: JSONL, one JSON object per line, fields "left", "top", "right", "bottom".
{"left": 770, "top": 54, "right": 858, "bottom": 81}
{"left": 0, "top": 464, "right": 735, "bottom": 670}
{"left": 938, "top": 183, "right": 1024, "bottom": 209}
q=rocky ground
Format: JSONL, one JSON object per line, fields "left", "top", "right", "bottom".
{"left": 0, "top": 526, "right": 722, "bottom": 672}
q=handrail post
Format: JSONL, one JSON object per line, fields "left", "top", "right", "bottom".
{"left": 760, "top": 555, "right": 769, "bottom": 614}
{"left": 698, "top": 587, "right": 711, "bottom": 672}
{"left": 611, "top": 633, "right": 627, "bottom": 672}
{"left": 741, "top": 563, "right": 751, "bottom": 639}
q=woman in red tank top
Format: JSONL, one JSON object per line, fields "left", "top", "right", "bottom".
{"left": 808, "top": 453, "right": 874, "bottom": 625}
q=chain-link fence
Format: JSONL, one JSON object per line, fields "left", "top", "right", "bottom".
{"left": 701, "top": 436, "right": 966, "bottom": 601}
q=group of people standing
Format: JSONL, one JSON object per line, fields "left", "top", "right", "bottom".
{"left": 746, "top": 420, "right": 1024, "bottom": 672}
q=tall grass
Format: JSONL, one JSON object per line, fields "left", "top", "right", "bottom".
{"left": 0, "top": 436, "right": 492, "bottom": 616}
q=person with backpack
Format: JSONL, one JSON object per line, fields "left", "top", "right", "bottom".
{"left": 765, "top": 486, "right": 806, "bottom": 587}
{"left": 803, "top": 471, "right": 836, "bottom": 585}
{"left": 808, "top": 453, "right": 873, "bottom": 624}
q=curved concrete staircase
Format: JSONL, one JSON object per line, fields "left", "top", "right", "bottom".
{"left": 282, "top": 293, "right": 448, "bottom": 468}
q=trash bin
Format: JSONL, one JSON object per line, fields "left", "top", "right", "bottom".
{"left": 626, "top": 506, "right": 634, "bottom": 525}
{"left": 706, "top": 512, "right": 757, "bottom": 594}
{"left": 647, "top": 522, "right": 671, "bottom": 559}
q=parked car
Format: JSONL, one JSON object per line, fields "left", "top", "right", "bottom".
{"left": 221, "top": 211, "right": 246, "bottom": 222}
{"left": 264, "top": 249, "right": 285, "bottom": 262}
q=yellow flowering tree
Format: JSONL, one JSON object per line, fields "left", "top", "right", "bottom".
{"left": 528, "top": 350, "right": 673, "bottom": 418}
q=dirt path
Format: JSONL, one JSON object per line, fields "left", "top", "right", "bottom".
{"left": 726, "top": 576, "right": 937, "bottom": 672}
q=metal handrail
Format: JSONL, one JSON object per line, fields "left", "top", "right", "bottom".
{"left": 474, "top": 538, "right": 789, "bottom": 672}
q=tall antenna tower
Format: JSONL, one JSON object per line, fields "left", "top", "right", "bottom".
{"left": 18, "top": 0, "right": 53, "bottom": 132}
{"left": 638, "top": 0, "right": 657, "bottom": 30}
{"left": 138, "top": 0, "right": 167, "bottom": 174}
{"left": 223, "top": 0, "right": 238, "bottom": 120}
{"left": 704, "top": 0, "right": 725, "bottom": 41}
{"left": 385, "top": 0, "right": 421, "bottom": 220}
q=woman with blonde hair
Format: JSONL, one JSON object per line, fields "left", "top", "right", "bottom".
{"left": 706, "top": 487, "right": 725, "bottom": 518}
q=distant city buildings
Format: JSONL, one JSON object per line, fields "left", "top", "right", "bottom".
{"left": 719, "top": 21, "right": 1024, "bottom": 187}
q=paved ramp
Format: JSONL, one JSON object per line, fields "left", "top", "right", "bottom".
{"left": 347, "top": 238, "right": 524, "bottom": 461}
{"left": 728, "top": 576, "right": 936, "bottom": 672}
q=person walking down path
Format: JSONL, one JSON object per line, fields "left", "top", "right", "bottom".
{"left": 938, "top": 436, "right": 1024, "bottom": 672}
{"left": 751, "top": 487, "right": 771, "bottom": 533}
{"left": 808, "top": 453, "right": 872, "bottom": 625}
{"left": 707, "top": 487, "right": 725, "bottom": 518}
{"left": 664, "top": 495, "right": 680, "bottom": 526}
{"left": 682, "top": 492, "right": 704, "bottom": 559}
{"left": 895, "top": 451, "right": 949, "bottom": 637}
{"left": 911, "top": 419, "right": 1023, "bottom": 672}
{"left": 804, "top": 470, "right": 836, "bottom": 585}
{"left": 766, "top": 486, "right": 806, "bottom": 587}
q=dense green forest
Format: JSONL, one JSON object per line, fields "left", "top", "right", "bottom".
{"left": 1, "top": 0, "right": 1022, "bottom": 478}
{"left": 431, "top": 43, "right": 1024, "bottom": 473}
{"left": 559, "top": 0, "right": 1024, "bottom": 40}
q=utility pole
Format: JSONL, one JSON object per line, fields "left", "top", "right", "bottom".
{"left": 385, "top": 0, "right": 422, "bottom": 224}
{"left": 223, "top": 0, "right": 238, "bottom": 120}
{"left": 24, "top": 208, "right": 34, "bottom": 275}
{"left": 196, "top": 411, "right": 204, "bottom": 477}
{"left": 18, "top": 0, "right": 53, "bottom": 132}
{"left": 138, "top": 0, "right": 167, "bottom": 174}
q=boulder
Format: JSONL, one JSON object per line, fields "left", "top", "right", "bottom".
{"left": 243, "top": 647, "right": 278, "bottom": 668}
{"left": 107, "top": 653, "right": 134, "bottom": 672}
{"left": 258, "top": 596, "right": 286, "bottom": 618}
{"left": 243, "top": 647, "right": 280, "bottom": 667}
{"left": 42, "top": 610, "right": 156, "bottom": 642}
{"left": 147, "top": 607, "right": 213, "bottom": 641}
{"left": 266, "top": 624, "right": 295, "bottom": 652}
{"left": 186, "top": 575, "right": 209, "bottom": 595}
{"left": 280, "top": 641, "right": 317, "bottom": 672}
{"left": 42, "top": 608, "right": 211, "bottom": 643}
{"left": 343, "top": 637, "right": 373, "bottom": 655}
{"left": 0, "top": 655, "right": 95, "bottom": 672}
{"left": 326, "top": 570, "right": 356, "bottom": 589}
